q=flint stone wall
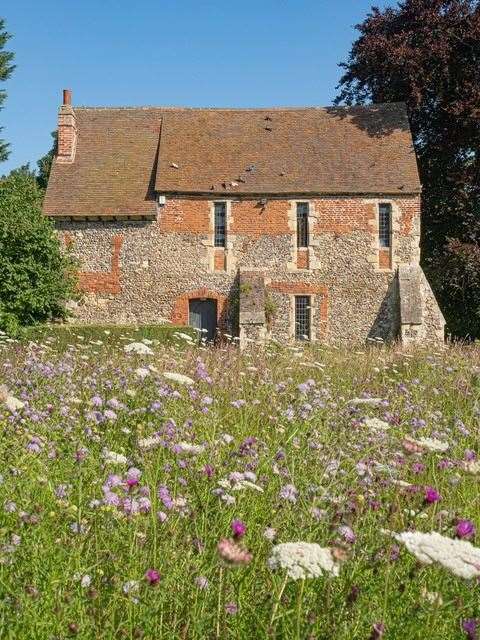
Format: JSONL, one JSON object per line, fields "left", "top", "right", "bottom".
{"left": 55, "top": 195, "right": 444, "bottom": 345}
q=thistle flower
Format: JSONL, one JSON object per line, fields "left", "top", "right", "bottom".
{"left": 425, "top": 487, "right": 441, "bottom": 504}
{"left": 144, "top": 569, "right": 161, "bottom": 586}
{"left": 456, "top": 520, "right": 476, "bottom": 540}
{"left": 463, "top": 619, "right": 478, "bottom": 640}
{"left": 231, "top": 519, "right": 247, "bottom": 539}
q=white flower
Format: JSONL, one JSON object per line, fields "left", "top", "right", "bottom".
{"left": 364, "top": 417, "right": 390, "bottom": 431}
{"left": 124, "top": 342, "right": 154, "bottom": 356}
{"left": 102, "top": 450, "right": 127, "bottom": 465}
{"left": 395, "top": 531, "right": 480, "bottom": 579}
{"left": 349, "top": 397, "right": 383, "bottom": 406}
{"left": 135, "top": 367, "right": 150, "bottom": 379}
{"left": 122, "top": 580, "right": 140, "bottom": 595}
{"left": 138, "top": 435, "right": 162, "bottom": 451}
{"left": 268, "top": 542, "right": 341, "bottom": 580}
{"left": 232, "top": 480, "right": 264, "bottom": 492}
{"left": 174, "top": 332, "right": 194, "bottom": 342}
{"left": 405, "top": 437, "right": 449, "bottom": 452}
{"left": 177, "top": 442, "right": 205, "bottom": 455}
{"left": 80, "top": 575, "right": 92, "bottom": 588}
{"left": 463, "top": 460, "right": 480, "bottom": 475}
{"left": 163, "top": 372, "right": 194, "bottom": 386}
{"left": 263, "top": 527, "right": 277, "bottom": 541}
{"left": 0, "top": 385, "right": 24, "bottom": 413}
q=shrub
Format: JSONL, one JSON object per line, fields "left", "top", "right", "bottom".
{"left": 0, "top": 171, "right": 77, "bottom": 334}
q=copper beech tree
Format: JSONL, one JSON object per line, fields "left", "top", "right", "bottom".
{"left": 336, "top": 0, "right": 480, "bottom": 338}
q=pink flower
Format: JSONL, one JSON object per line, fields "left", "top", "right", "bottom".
{"left": 144, "top": 569, "right": 161, "bottom": 586}
{"left": 231, "top": 519, "right": 246, "bottom": 539}
{"left": 456, "top": 519, "right": 476, "bottom": 540}
{"left": 217, "top": 538, "right": 252, "bottom": 565}
{"left": 425, "top": 486, "right": 441, "bottom": 503}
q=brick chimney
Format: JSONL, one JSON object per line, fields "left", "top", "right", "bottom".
{"left": 57, "top": 89, "right": 77, "bottom": 163}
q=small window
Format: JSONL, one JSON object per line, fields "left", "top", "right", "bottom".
{"left": 214, "top": 202, "right": 226, "bottom": 247}
{"left": 295, "top": 295, "right": 311, "bottom": 341}
{"left": 379, "top": 203, "right": 392, "bottom": 248}
{"left": 297, "top": 202, "right": 309, "bottom": 248}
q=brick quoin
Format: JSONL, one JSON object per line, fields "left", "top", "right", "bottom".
{"left": 66, "top": 234, "right": 124, "bottom": 294}
{"left": 214, "top": 249, "right": 226, "bottom": 271}
{"left": 378, "top": 248, "right": 392, "bottom": 270}
{"left": 268, "top": 281, "right": 328, "bottom": 339}
{"left": 171, "top": 289, "right": 227, "bottom": 327}
{"left": 296, "top": 249, "right": 309, "bottom": 270}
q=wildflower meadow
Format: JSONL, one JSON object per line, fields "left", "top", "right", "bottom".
{"left": 0, "top": 328, "right": 480, "bottom": 639}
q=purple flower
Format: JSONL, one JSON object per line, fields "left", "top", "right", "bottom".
{"left": 75, "top": 448, "right": 88, "bottom": 463}
{"left": 195, "top": 575, "right": 209, "bottom": 590}
{"left": 456, "top": 519, "right": 476, "bottom": 540}
{"left": 463, "top": 619, "right": 478, "bottom": 640}
{"left": 157, "top": 485, "right": 174, "bottom": 510}
{"left": 202, "top": 464, "right": 214, "bottom": 478}
{"left": 338, "top": 525, "right": 356, "bottom": 544}
{"left": 279, "top": 484, "right": 298, "bottom": 503}
{"left": 144, "top": 569, "right": 161, "bottom": 586}
{"left": 411, "top": 462, "right": 425, "bottom": 474}
{"left": 425, "top": 486, "right": 441, "bottom": 504}
{"left": 231, "top": 519, "right": 246, "bottom": 539}
{"left": 54, "top": 484, "right": 69, "bottom": 499}
{"left": 225, "top": 601, "right": 238, "bottom": 615}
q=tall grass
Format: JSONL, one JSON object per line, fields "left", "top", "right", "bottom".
{"left": 0, "top": 332, "right": 478, "bottom": 639}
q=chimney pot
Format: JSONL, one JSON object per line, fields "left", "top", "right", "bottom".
{"left": 63, "top": 89, "right": 72, "bottom": 106}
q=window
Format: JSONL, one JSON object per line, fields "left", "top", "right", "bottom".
{"left": 214, "top": 202, "right": 226, "bottom": 247}
{"left": 378, "top": 203, "right": 392, "bottom": 248}
{"left": 295, "top": 295, "right": 311, "bottom": 341}
{"left": 296, "top": 202, "right": 309, "bottom": 248}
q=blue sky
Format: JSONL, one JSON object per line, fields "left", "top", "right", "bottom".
{"left": 1, "top": 0, "right": 393, "bottom": 174}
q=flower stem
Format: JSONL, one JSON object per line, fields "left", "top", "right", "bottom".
{"left": 269, "top": 574, "right": 288, "bottom": 632}
{"left": 296, "top": 578, "right": 305, "bottom": 640}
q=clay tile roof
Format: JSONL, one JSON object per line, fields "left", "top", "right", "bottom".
{"left": 44, "top": 103, "right": 420, "bottom": 217}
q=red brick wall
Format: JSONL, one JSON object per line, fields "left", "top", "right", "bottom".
{"left": 158, "top": 196, "right": 418, "bottom": 238}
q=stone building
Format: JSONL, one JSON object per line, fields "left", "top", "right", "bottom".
{"left": 43, "top": 90, "right": 445, "bottom": 345}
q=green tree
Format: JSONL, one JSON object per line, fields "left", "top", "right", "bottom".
{"left": 37, "top": 131, "right": 57, "bottom": 190}
{"left": 336, "top": 0, "right": 480, "bottom": 338}
{"left": 0, "top": 19, "right": 15, "bottom": 163}
{"left": 0, "top": 171, "right": 77, "bottom": 334}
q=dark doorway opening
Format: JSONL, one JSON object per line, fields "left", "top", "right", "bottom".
{"left": 189, "top": 298, "right": 217, "bottom": 342}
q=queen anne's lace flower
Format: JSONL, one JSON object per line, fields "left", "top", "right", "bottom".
{"left": 163, "top": 372, "right": 195, "bottom": 386}
{"left": 102, "top": 450, "right": 127, "bottom": 465}
{"left": 124, "top": 342, "right": 154, "bottom": 356}
{"left": 177, "top": 442, "right": 205, "bottom": 455}
{"left": 395, "top": 531, "right": 480, "bottom": 579}
{"left": 364, "top": 417, "right": 390, "bottom": 431}
{"left": 0, "top": 385, "right": 24, "bottom": 413}
{"left": 268, "top": 542, "right": 341, "bottom": 580}
{"left": 403, "top": 436, "right": 449, "bottom": 453}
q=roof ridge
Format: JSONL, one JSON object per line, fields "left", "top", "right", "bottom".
{"left": 73, "top": 102, "right": 406, "bottom": 112}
